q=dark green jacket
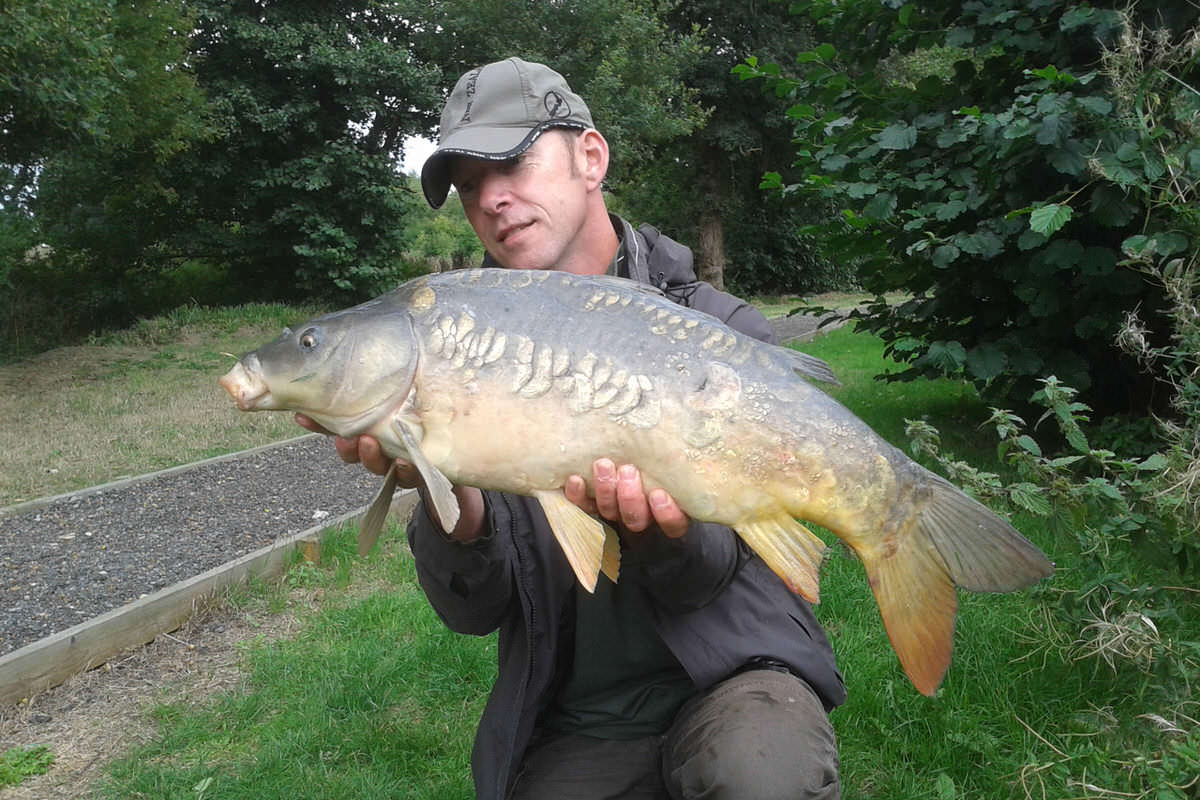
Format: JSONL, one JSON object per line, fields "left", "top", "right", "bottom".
{"left": 408, "top": 217, "right": 845, "bottom": 800}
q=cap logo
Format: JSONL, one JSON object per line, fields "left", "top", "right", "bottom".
{"left": 459, "top": 67, "right": 481, "bottom": 124}
{"left": 543, "top": 90, "right": 571, "bottom": 120}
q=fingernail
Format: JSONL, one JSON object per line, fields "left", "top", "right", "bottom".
{"left": 619, "top": 464, "right": 637, "bottom": 480}
{"left": 649, "top": 490, "right": 669, "bottom": 509}
{"left": 595, "top": 460, "right": 614, "bottom": 479}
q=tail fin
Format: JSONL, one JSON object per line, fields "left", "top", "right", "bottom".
{"left": 863, "top": 532, "right": 957, "bottom": 696}
{"left": 920, "top": 471, "right": 1054, "bottom": 592}
{"left": 861, "top": 473, "right": 1053, "bottom": 696}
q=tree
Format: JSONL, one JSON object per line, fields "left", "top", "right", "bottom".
{"left": 3, "top": 0, "right": 211, "bottom": 346}
{"left": 154, "top": 0, "right": 443, "bottom": 301}
{"left": 610, "top": 0, "right": 855, "bottom": 295}
{"left": 738, "top": 0, "right": 1200, "bottom": 413}
{"left": 1, "top": 0, "right": 122, "bottom": 165}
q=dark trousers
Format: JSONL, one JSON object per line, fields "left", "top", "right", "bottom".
{"left": 509, "top": 669, "right": 840, "bottom": 800}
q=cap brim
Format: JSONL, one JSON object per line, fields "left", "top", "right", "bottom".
{"left": 420, "top": 122, "right": 585, "bottom": 208}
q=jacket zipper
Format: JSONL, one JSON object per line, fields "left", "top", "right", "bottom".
{"left": 497, "top": 493, "right": 537, "bottom": 800}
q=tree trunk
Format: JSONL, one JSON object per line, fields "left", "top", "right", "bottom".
{"left": 696, "top": 210, "right": 726, "bottom": 290}
{"left": 694, "top": 144, "right": 727, "bottom": 290}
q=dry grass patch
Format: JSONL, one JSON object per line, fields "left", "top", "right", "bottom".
{"left": 0, "top": 304, "right": 325, "bottom": 506}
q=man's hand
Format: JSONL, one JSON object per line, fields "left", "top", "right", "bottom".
{"left": 295, "top": 414, "right": 400, "bottom": 476}
{"left": 564, "top": 458, "right": 690, "bottom": 539}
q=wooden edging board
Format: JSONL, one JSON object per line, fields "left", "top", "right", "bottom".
{"left": 0, "top": 489, "right": 418, "bottom": 706}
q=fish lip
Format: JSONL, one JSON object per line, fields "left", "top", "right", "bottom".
{"left": 219, "top": 357, "right": 272, "bottom": 411}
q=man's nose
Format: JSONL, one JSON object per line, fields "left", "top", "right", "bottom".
{"left": 477, "top": 172, "right": 511, "bottom": 213}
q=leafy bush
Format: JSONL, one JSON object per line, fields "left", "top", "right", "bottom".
{"left": 908, "top": 368, "right": 1199, "bottom": 797}
{"left": 737, "top": 1, "right": 1199, "bottom": 415}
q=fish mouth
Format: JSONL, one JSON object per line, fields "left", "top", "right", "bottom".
{"left": 219, "top": 357, "right": 272, "bottom": 411}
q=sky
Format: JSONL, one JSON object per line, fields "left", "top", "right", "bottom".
{"left": 400, "top": 135, "right": 437, "bottom": 175}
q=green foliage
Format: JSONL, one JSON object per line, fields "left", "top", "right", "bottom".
{"left": 911, "top": 378, "right": 1195, "bottom": 573}
{"left": 396, "top": 176, "right": 484, "bottom": 270}
{"left": 736, "top": 1, "right": 1200, "bottom": 414}
{"left": 0, "top": 745, "right": 54, "bottom": 789}
{"left": 156, "top": 0, "right": 442, "bottom": 303}
{"left": 406, "top": 0, "right": 708, "bottom": 182}
{"left": 0, "top": 0, "right": 130, "bottom": 164}
{"left": 906, "top": 372, "right": 1200, "bottom": 797}
{"left": 9, "top": 0, "right": 214, "bottom": 343}
{"left": 14, "top": 0, "right": 710, "bottom": 352}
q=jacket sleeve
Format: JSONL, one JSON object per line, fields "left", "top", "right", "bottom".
{"left": 407, "top": 491, "right": 516, "bottom": 636}
{"left": 688, "top": 283, "right": 779, "bottom": 345}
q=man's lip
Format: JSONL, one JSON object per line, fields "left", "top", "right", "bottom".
{"left": 497, "top": 221, "right": 532, "bottom": 243}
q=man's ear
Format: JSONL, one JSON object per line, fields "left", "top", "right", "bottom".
{"left": 578, "top": 129, "right": 609, "bottom": 191}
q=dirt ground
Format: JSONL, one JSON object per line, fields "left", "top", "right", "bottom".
{"left": 0, "top": 588, "right": 312, "bottom": 799}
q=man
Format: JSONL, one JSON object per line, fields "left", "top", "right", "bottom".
{"left": 299, "top": 57, "right": 844, "bottom": 799}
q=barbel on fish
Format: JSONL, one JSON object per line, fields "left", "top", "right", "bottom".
{"left": 219, "top": 268, "right": 1053, "bottom": 695}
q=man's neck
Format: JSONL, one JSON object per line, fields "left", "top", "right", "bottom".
{"left": 561, "top": 202, "right": 620, "bottom": 276}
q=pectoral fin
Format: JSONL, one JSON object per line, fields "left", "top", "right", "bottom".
{"left": 600, "top": 523, "right": 620, "bottom": 584}
{"left": 734, "top": 515, "right": 827, "bottom": 603}
{"left": 533, "top": 490, "right": 621, "bottom": 593}
{"left": 394, "top": 420, "right": 459, "bottom": 533}
{"left": 357, "top": 462, "right": 399, "bottom": 556}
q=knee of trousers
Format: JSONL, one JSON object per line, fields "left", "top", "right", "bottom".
{"left": 663, "top": 670, "right": 840, "bottom": 800}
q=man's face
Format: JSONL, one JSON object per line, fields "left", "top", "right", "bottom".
{"left": 450, "top": 131, "right": 592, "bottom": 273}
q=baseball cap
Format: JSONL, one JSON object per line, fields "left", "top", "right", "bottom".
{"left": 421, "top": 58, "right": 594, "bottom": 208}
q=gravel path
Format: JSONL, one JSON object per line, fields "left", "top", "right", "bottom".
{"left": 1, "top": 436, "right": 380, "bottom": 656}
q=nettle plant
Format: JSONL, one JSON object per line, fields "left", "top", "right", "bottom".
{"left": 737, "top": 1, "right": 1200, "bottom": 415}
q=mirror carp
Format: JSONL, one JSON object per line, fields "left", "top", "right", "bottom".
{"left": 220, "top": 268, "right": 1053, "bottom": 695}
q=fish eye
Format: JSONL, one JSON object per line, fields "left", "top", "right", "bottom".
{"left": 298, "top": 328, "right": 321, "bottom": 351}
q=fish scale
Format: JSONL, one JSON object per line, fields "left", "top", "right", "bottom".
{"left": 220, "top": 268, "right": 1053, "bottom": 695}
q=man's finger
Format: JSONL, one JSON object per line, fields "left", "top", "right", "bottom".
{"left": 355, "top": 436, "right": 392, "bottom": 475}
{"left": 333, "top": 435, "right": 362, "bottom": 464}
{"left": 592, "top": 458, "right": 619, "bottom": 521}
{"left": 648, "top": 489, "right": 689, "bottom": 538}
{"left": 616, "top": 464, "right": 650, "bottom": 532}
{"left": 564, "top": 474, "right": 598, "bottom": 515}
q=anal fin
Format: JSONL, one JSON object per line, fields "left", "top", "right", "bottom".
{"left": 734, "top": 516, "right": 827, "bottom": 603}
{"left": 533, "top": 490, "right": 621, "bottom": 593}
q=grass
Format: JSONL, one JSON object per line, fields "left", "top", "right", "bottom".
{"left": 0, "top": 745, "right": 54, "bottom": 789}
{"left": 94, "top": 527, "right": 492, "bottom": 800}
{"left": 0, "top": 301, "right": 328, "bottom": 506}
{"left": 11, "top": 304, "right": 1198, "bottom": 799}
